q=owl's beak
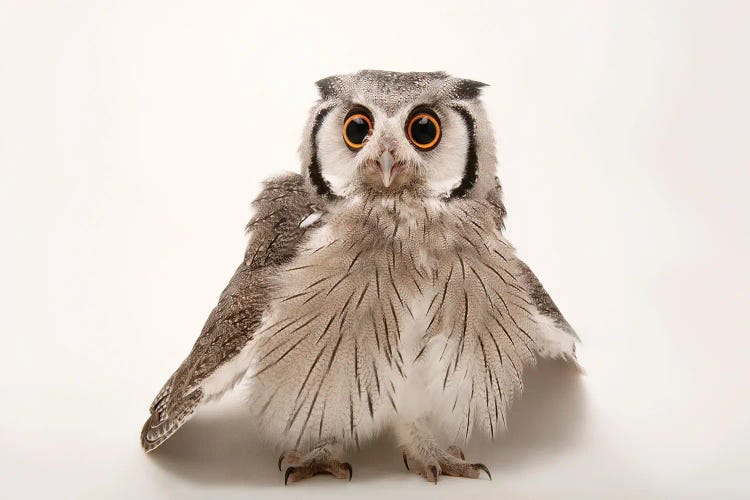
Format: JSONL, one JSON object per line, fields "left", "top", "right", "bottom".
{"left": 378, "top": 150, "right": 400, "bottom": 187}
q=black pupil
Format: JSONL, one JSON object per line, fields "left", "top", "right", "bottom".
{"left": 411, "top": 116, "right": 437, "bottom": 145}
{"left": 346, "top": 116, "right": 370, "bottom": 145}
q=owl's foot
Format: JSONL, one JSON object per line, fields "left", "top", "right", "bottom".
{"left": 402, "top": 445, "right": 491, "bottom": 483}
{"left": 278, "top": 441, "right": 352, "bottom": 485}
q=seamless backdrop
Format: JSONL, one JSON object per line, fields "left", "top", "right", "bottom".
{"left": 1, "top": 1, "right": 749, "bottom": 498}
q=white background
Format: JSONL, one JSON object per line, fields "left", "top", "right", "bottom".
{"left": 2, "top": 1, "right": 749, "bottom": 498}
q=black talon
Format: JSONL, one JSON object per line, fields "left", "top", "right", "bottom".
{"left": 284, "top": 466, "right": 295, "bottom": 485}
{"left": 343, "top": 462, "right": 353, "bottom": 481}
{"left": 402, "top": 453, "right": 410, "bottom": 470}
{"left": 472, "top": 463, "right": 492, "bottom": 480}
{"left": 278, "top": 453, "right": 285, "bottom": 471}
{"left": 459, "top": 449, "right": 465, "bottom": 460}
{"left": 430, "top": 465, "right": 438, "bottom": 484}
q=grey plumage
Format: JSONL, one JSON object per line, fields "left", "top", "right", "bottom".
{"left": 141, "top": 175, "right": 318, "bottom": 451}
{"left": 516, "top": 259, "right": 578, "bottom": 339}
{"left": 141, "top": 70, "right": 580, "bottom": 483}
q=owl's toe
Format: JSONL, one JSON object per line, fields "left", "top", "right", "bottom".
{"left": 440, "top": 460, "right": 491, "bottom": 479}
{"left": 278, "top": 450, "right": 302, "bottom": 470}
{"left": 280, "top": 448, "right": 352, "bottom": 485}
{"left": 408, "top": 461, "right": 441, "bottom": 482}
{"left": 403, "top": 446, "right": 492, "bottom": 482}
{"left": 283, "top": 461, "right": 352, "bottom": 484}
{"left": 428, "top": 465, "right": 439, "bottom": 484}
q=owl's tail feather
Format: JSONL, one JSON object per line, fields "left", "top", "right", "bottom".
{"left": 140, "top": 376, "right": 203, "bottom": 452}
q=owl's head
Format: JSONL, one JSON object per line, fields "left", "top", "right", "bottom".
{"left": 300, "top": 70, "right": 498, "bottom": 202}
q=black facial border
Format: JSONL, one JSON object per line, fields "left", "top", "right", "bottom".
{"left": 308, "top": 105, "right": 337, "bottom": 199}
{"left": 447, "top": 105, "right": 478, "bottom": 199}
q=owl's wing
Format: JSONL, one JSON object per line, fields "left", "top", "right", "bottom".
{"left": 485, "top": 178, "right": 579, "bottom": 352}
{"left": 514, "top": 258, "right": 578, "bottom": 340}
{"left": 140, "top": 173, "right": 319, "bottom": 452}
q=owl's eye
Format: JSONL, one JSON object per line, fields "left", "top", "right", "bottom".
{"left": 343, "top": 111, "right": 373, "bottom": 150}
{"left": 406, "top": 110, "right": 441, "bottom": 150}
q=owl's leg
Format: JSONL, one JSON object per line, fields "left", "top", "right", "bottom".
{"left": 395, "top": 417, "right": 491, "bottom": 483}
{"left": 277, "top": 439, "right": 352, "bottom": 485}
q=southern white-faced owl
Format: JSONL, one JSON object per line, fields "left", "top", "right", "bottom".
{"left": 141, "top": 70, "right": 580, "bottom": 484}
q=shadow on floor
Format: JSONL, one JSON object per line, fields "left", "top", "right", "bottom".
{"left": 467, "top": 358, "right": 588, "bottom": 470}
{"left": 147, "top": 358, "right": 588, "bottom": 485}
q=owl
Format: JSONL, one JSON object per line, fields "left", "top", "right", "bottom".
{"left": 141, "top": 70, "right": 580, "bottom": 484}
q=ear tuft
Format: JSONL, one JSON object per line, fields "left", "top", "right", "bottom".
{"left": 453, "top": 79, "right": 489, "bottom": 100}
{"left": 315, "top": 76, "right": 340, "bottom": 99}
